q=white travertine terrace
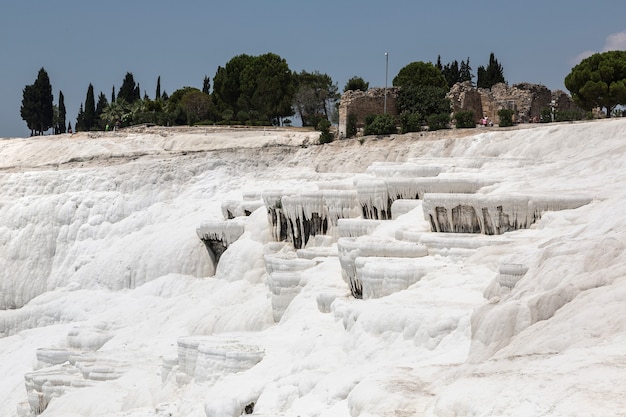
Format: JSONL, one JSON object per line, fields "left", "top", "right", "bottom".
{"left": 338, "top": 236, "right": 428, "bottom": 298}
{"left": 356, "top": 177, "right": 493, "bottom": 220}
{"left": 221, "top": 199, "right": 264, "bottom": 219}
{"left": 175, "top": 336, "right": 264, "bottom": 384}
{"left": 264, "top": 254, "right": 316, "bottom": 321}
{"left": 280, "top": 190, "right": 360, "bottom": 249}
{"left": 423, "top": 193, "right": 592, "bottom": 234}
{"left": 356, "top": 256, "right": 445, "bottom": 299}
{"left": 196, "top": 219, "right": 246, "bottom": 262}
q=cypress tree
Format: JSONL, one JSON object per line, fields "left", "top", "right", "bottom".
{"left": 202, "top": 75, "right": 210, "bottom": 94}
{"left": 156, "top": 76, "right": 161, "bottom": 100}
{"left": 58, "top": 91, "right": 67, "bottom": 134}
{"left": 118, "top": 72, "right": 140, "bottom": 103}
{"left": 84, "top": 84, "right": 96, "bottom": 130}
{"left": 477, "top": 52, "right": 505, "bottom": 89}
{"left": 34, "top": 68, "right": 54, "bottom": 135}
{"left": 20, "top": 84, "right": 38, "bottom": 135}
{"left": 67, "top": 121, "right": 73, "bottom": 133}
{"left": 95, "top": 92, "right": 108, "bottom": 129}
{"left": 111, "top": 85, "right": 116, "bottom": 102}
{"left": 76, "top": 103, "right": 85, "bottom": 131}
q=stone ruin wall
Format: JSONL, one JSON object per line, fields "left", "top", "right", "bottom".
{"left": 338, "top": 88, "right": 399, "bottom": 138}
{"left": 340, "top": 82, "right": 579, "bottom": 130}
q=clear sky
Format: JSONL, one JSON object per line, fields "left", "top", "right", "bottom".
{"left": 1, "top": 0, "right": 625, "bottom": 138}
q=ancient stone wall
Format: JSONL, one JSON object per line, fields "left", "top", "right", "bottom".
{"left": 339, "top": 82, "right": 580, "bottom": 131}
{"left": 338, "top": 88, "right": 399, "bottom": 138}
{"left": 448, "top": 82, "right": 483, "bottom": 123}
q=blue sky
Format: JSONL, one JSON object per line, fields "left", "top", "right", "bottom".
{"left": 1, "top": 0, "right": 625, "bottom": 138}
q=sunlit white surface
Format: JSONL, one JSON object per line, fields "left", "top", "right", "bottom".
{"left": 1, "top": 121, "right": 626, "bottom": 416}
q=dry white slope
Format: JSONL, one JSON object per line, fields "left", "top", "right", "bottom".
{"left": 0, "top": 120, "right": 624, "bottom": 417}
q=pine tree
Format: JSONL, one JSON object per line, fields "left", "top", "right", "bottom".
{"left": 84, "top": 84, "right": 96, "bottom": 131}
{"left": 58, "top": 91, "right": 67, "bottom": 134}
{"left": 156, "top": 76, "right": 161, "bottom": 100}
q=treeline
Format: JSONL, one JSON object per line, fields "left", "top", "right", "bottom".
{"left": 20, "top": 51, "right": 508, "bottom": 136}
{"left": 21, "top": 52, "right": 348, "bottom": 135}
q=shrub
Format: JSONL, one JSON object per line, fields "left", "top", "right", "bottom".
{"left": 346, "top": 113, "right": 358, "bottom": 138}
{"left": 427, "top": 113, "right": 450, "bottom": 131}
{"left": 498, "top": 109, "right": 514, "bottom": 127}
{"left": 317, "top": 119, "right": 334, "bottom": 144}
{"left": 556, "top": 109, "right": 584, "bottom": 122}
{"left": 540, "top": 108, "right": 552, "bottom": 123}
{"left": 398, "top": 111, "right": 422, "bottom": 134}
{"left": 363, "top": 113, "right": 397, "bottom": 136}
{"left": 454, "top": 110, "right": 475, "bottom": 128}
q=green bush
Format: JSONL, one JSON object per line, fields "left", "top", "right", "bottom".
{"left": 399, "top": 111, "right": 422, "bottom": 134}
{"left": 363, "top": 113, "right": 397, "bottom": 136}
{"left": 540, "top": 108, "right": 552, "bottom": 123}
{"left": 427, "top": 113, "right": 450, "bottom": 131}
{"left": 498, "top": 109, "right": 514, "bottom": 127}
{"left": 317, "top": 119, "right": 334, "bottom": 144}
{"left": 454, "top": 110, "right": 475, "bottom": 128}
{"left": 556, "top": 109, "right": 584, "bottom": 122}
{"left": 346, "top": 113, "right": 358, "bottom": 138}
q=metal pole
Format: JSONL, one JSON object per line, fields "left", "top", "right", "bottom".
{"left": 384, "top": 52, "right": 388, "bottom": 114}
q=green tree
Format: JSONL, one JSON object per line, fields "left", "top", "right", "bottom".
{"left": 83, "top": 84, "right": 96, "bottom": 131}
{"left": 211, "top": 53, "right": 296, "bottom": 125}
{"left": 293, "top": 70, "right": 339, "bottom": 126}
{"left": 100, "top": 99, "right": 130, "bottom": 128}
{"left": 20, "top": 84, "right": 39, "bottom": 135}
{"left": 393, "top": 61, "right": 448, "bottom": 90}
{"left": 20, "top": 67, "right": 54, "bottom": 135}
{"left": 95, "top": 92, "right": 108, "bottom": 129}
{"left": 156, "top": 76, "right": 161, "bottom": 100}
{"left": 459, "top": 58, "right": 473, "bottom": 84}
{"left": 211, "top": 54, "right": 256, "bottom": 116}
{"left": 344, "top": 76, "right": 369, "bottom": 92}
{"left": 180, "top": 89, "right": 213, "bottom": 125}
{"left": 118, "top": 72, "right": 140, "bottom": 103}
{"left": 202, "top": 75, "right": 210, "bottom": 95}
{"left": 246, "top": 53, "right": 296, "bottom": 124}
{"left": 364, "top": 113, "right": 396, "bottom": 136}
{"left": 76, "top": 103, "right": 85, "bottom": 131}
{"left": 564, "top": 50, "right": 626, "bottom": 117}
{"left": 393, "top": 61, "right": 450, "bottom": 125}
{"left": 477, "top": 52, "right": 506, "bottom": 89}
{"left": 397, "top": 85, "right": 451, "bottom": 122}
{"left": 57, "top": 91, "right": 66, "bottom": 134}
{"left": 442, "top": 60, "right": 460, "bottom": 88}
